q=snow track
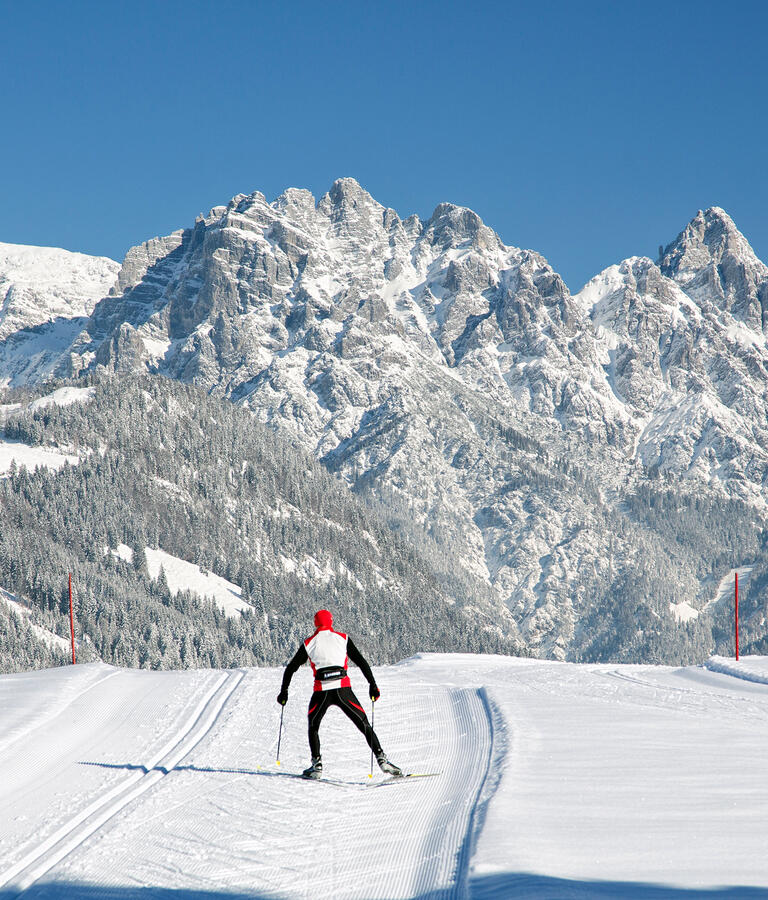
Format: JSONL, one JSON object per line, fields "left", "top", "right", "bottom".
{"left": 0, "top": 668, "right": 244, "bottom": 896}
{"left": 62, "top": 677, "right": 496, "bottom": 899}
{"left": 0, "top": 665, "right": 498, "bottom": 899}
{"left": 7, "top": 655, "right": 768, "bottom": 896}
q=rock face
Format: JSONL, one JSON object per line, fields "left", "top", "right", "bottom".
{"left": 576, "top": 209, "right": 768, "bottom": 506}
{"left": 2, "top": 184, "right": 768, "bottom": 658}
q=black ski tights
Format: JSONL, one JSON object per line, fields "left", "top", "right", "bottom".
{"left": 307, "top": 687, "right": 382, "bottom": 758}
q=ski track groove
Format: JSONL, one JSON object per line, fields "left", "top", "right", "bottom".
{"left": 0, "top": 668, "right": 245, "bottom": 896}
{"left": 403, "top": 687, "right": 495, "bottom": 900}
{"left": 1, "top": 671, "right": 498, "bottom": 899}
{"left": 292, "top": 684, "right": 495, "bottom": 900}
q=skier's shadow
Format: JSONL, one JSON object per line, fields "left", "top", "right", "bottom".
{"left": 78, "top": 761, "right": 263, "bottom": 777}
{"left": 0, "top": 886, "right": 273, "bottom": 900}
{"left": 79, "top": 762, "right": 374, "bottom": 787}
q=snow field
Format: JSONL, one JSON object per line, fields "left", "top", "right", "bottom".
{"left": 144, "top": 548, "right": 249, "bottom": 617}
{"left": 2, "top": 655, "right": 768, "bottom": 898}
{"left": 467, "top": 657, "right": 768, "bottom": 896}
{"left": 28, "top": 387, "right": 96, "bottom": 412}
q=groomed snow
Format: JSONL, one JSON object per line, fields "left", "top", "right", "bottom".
{"left": 1, "top": 653, "right": 768, "bottom": 898}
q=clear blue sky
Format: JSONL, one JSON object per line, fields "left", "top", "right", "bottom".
{"left": 2, "top": 0, "right": 766, "bottom": 291}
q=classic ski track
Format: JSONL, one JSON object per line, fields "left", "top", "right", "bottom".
{"left": 0, "top": 668, "right": 245, "bottom": 896}
{"left": 304, "top": 684, "right": 495, "bottom": 900}
{"left": 405, "top": 687, "right": 496, "bottom": 900}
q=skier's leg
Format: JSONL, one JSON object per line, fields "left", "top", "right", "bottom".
{"left": 335, "top": 687, "right": 383, "bottom": 756}
{"left": 307, "top": 692, "right": 331, "bottom": 759}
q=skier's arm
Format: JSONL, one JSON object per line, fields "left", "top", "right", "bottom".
{"left": 347, "top": 638, "right": 380, "bottom": 700}
{"left": 277, "top": 644, "right": 308, "bottom": 704}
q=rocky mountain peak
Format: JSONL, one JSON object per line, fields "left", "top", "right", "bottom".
{"left": 424, "top": 203, "right": 499, "bottom": 252}
{"left": 318, "top": 177, "right": 382, "bottom": 215}
{"left": 662, "top": 206, "right": 754, "bottom": 271}
{"left": 272, "top": 187, "right": 316, "bottom": 214}
{"left": 660, "top": 207, "right": 768, "bottom": 329}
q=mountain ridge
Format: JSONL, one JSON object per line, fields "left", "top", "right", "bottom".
{"left": 2, "top": 180, "right": 767, "bottom": 660}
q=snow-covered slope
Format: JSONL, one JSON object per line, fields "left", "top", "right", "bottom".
{"left": 0, "top": 242, "right": 119, "bottom": 340}
{"left": 1, "top": 653, "right": 767, "bottom": 898}
{"left": 0, "top": 243, "right": 118, "bottom": 389}
{"left": 0, "top": 386, "right": 93, "bottom": 474}
{"left": 108, "top": 543, "right": 250, "bottom": 617}
{"left": 0, "top": 437, "right": 81, "bottom": 476}
{"left": 0, "top": 587, "right": 70, "bottom": 654}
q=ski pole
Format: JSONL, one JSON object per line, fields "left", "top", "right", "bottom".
{"left": 276, "top": 704, "right": 284, "bottom": 767}
{"left": 369, "top": 699, "right": 375, "bottom": 778}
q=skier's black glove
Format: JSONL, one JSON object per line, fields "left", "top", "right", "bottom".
{"left": 277, "top": 690, "right": 288, "bottom": 705}
{"left": 369, "top": 683, "right": 380, "bottom": 702}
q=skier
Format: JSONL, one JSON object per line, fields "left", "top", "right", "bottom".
{"left": 276, "top": 608, "right": 402, "bottom": 779}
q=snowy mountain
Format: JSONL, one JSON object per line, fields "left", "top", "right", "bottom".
{"left": 576, "top": 208, "right": 768, "bottom": 505}
{"left": 0, "top": 243, "right": 119, "bottom": 389}
{"left": 0, "top": 241, "right": 118, "bottom": 341}
{"left": 2, "top": 184, "right": 767, "bottom": 660}
{"left": 2, "top": 653, "right": 768, "bottom": 897}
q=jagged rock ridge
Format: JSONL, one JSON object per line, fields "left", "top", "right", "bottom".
{"left": 2, "top": 185, "right": 767, "bottom": 659}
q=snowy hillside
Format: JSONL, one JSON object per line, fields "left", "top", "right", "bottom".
{"left": 0, "top": 242, "right": 119, "bottom": 341}
{"left": 0, "top": 376, "right": 516, "bottom": 673}
{"left": 1, "top": 653, "right": 767, "bottom": 898}
{"left": 0, "top": 587, "right": 71, "bottom": 655}
{"left": 0, "top": 386, "right": 93, "bottom": 475}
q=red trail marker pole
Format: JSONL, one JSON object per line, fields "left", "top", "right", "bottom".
{"left": 734, "top": 571, "right": 739, "bottom": 662}
{"left": 68, "top": 572, "right": 76, "bottom": 665}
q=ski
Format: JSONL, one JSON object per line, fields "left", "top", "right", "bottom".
{"left": 374, "top": 772, "right": 441, "bottom": 786}
{"left": 391, "top": 772, "right": 442, "bottom": 781}
{"left": 268, "top": 770, "right": 370, "bottom": 787}
{"left": 265, "top": 769, "right": 440, "bottom": 786}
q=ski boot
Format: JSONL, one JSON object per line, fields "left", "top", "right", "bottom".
{"left": 377, "top": 753, "right": 403, "bottom": 777}
{"left": 302, "top": 756, "right": 323, "bottom": 779}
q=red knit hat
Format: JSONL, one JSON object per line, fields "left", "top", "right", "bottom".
{"left": 314, "top": 609, "right": 333, "bottom": 629}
